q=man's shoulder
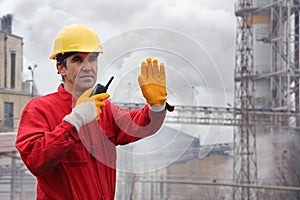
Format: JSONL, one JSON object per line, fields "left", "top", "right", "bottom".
{"left": 36, "top": 91, "right": 60, "bottom": 101}
{"left": 26, "top": 91, "right": 62, "bottom": 108}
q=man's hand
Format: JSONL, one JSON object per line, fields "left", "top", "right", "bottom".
{"left": 64, "top": 88, "right": 110, "bottom": 131}
{"left": 76, "top": 88, "right": 110, "bottom": 118}
{"left": 138, "top": 58, "right": 167, "bottom": 106}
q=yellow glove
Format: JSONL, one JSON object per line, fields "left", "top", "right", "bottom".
{"left": 64, "top": 88, "right": 110, "bottom": 131}
{"left": 76, "top": 88, "right": 110, "bottom": 118}
{"left": 138, "top": 58, "right": 167, "bottom": 106}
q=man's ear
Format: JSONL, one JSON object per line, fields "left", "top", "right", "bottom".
{"left": 56, "top": 63, "right": 66, "bottom": 75}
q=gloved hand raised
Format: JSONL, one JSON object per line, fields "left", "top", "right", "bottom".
{"left": 63, "top": 88, "right": 110, "bottom": 131}
{"left": 138, "top": 58, "right": 167, "bottom": 106}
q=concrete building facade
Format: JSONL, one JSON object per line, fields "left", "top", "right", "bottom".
{"left": 0, "top": 14, "right": 33, "bottom": 132}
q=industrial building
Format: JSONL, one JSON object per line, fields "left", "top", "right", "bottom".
{"left": 234, "top": 0, "right": 300, "bottom": 199}
{"left": 0, "top": 14, "right": 33, "bottom": 132}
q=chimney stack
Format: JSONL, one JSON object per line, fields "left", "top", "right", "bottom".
{"left": 1, "top": 14, "right": 13, "bottom": 34}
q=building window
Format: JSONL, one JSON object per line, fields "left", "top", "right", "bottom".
{"left": 4, "top": 102, "right": 14, "bottom": 131}
{"left": 10, "top": 51, "right": 16, "bottom": 89}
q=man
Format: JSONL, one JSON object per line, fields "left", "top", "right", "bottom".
{"left": 16, "top": 24, "right": 168, "bottom": 200}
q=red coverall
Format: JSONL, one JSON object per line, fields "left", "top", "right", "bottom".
{"left": 16, "top": 84, "right": 166, "bottom": 200}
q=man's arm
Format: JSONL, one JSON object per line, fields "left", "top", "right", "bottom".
{"left": 15, "top": 99, "right": 77, "bottom": 176}
{"left": 102, "top": 58, "right": 168, "bottom": 145}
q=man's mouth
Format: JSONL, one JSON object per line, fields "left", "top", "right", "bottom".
{"left": 80, "top": 75, "right": 94, "bottom": 79}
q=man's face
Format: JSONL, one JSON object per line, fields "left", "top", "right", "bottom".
{"left": 63, "top": 52, "right": 98, "bottom": 93}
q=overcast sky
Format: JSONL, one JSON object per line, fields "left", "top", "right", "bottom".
{"left": 0, "top": 0, "right": 236, "bottom": 105}
{"left": 2, "top": 0, "right": 236, "bottom": 136}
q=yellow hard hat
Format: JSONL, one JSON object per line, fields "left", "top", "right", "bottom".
{"left": 49, "top": 24, "right": 103, "bottom": 60}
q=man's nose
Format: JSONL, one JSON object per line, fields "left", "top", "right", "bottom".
{"left": 81, "top": 58, "right": 92, "bottom": 70}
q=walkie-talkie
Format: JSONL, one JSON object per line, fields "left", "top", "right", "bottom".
{"left": 90, "top": 76, "right": 114, "bottom": 96}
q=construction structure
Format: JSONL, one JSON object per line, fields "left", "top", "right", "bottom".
{"left": 0, "top": 14, "right": 33, "bottom": 132}
{"left": 234, "top": 0, "right": 300, "bottom": 199}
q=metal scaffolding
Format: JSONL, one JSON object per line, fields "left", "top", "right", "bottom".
{"left": 234, "top": 1, "right": 258, "bottom": 199}
{"left": 117, "top": 102, "right": 300, "bottom": 129}
{"left": 234, "top": 0, "right": 300, "bottom": 199}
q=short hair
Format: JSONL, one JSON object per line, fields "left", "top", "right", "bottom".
{"left": 56, "top": 52, "right": 78, "bottom": 67}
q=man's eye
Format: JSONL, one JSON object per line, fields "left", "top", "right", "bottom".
{"left": 72, "top": 57, "right": 83, "bottom": 63}
{"left": 88, "top": 56, "right": 97, "bottom": 62}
